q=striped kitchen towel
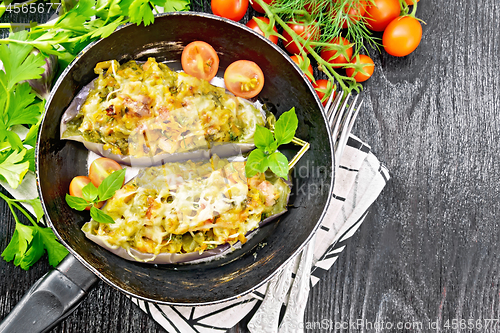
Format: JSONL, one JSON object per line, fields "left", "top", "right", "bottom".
{"left": 128, "top": 134, "right": 390, "bottom": 333}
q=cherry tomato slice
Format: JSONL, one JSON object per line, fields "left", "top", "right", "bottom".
{"left": 251, "top": 0, "right": 272, "bottom": 14}
{"left": 290, "top": 55, "right": 314, "bottom": 82}
{"left": 246, "top": 17, "right": 278, "bottom": 44}
{"left": 211, "top": 0, "right": 249, "bottom": 21}
{"left": 181, "top": 41, "right": 220, "bottom": 81}
{"left": 224, "top": 60, "right": 264, "bottom": 98}
{"left": 345, "top": 54, "right": 375, "bottom": 83}
{"left": 69, "top": 176, "right": 103, "bottom": 210}
{"left": 320, "top": 37, "right": 353, "bottom": 67}
{"left": 89, "top": 157, "right": 123, "bottom": 188}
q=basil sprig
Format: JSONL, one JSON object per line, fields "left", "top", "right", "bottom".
{"left": 65, "top": 168, "right": 126, "bottom": 224}
{"left": 245, "top": 108, "right": 298, "bottom": 179}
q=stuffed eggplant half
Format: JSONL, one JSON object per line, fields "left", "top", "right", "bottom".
{"left": 82, "top": 156, "right": 291, "bottom": 264}
{"left": 60, "top": 58, "right": 266, "bottom": 166}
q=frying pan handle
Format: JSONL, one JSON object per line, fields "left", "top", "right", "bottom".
{"left": 0, "top": 254, "right": 99, "bottom": 333}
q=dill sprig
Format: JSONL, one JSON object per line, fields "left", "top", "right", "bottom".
{"left": 254, "top": 0, "right": 374, "bottom": 93}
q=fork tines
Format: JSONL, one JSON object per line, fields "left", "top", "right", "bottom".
{"left": 324, "top": 91, "right": 364, "bottom": 167}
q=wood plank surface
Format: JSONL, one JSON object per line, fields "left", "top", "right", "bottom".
{"left": 2, "top": 0, "right": 500, "bottom": 332}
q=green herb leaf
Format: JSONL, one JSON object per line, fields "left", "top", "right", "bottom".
{"left": 163, "top": 0, "right": 190, "bottom": 11}
{"left": 268, "top": 151, "right": 289, "bottom": 179}
{"left": 82, "top": 181, "right": 99, "bottom": 202}
{"left": 245, "top": 149, "right": 270, "bottom": 178}
{"left": 18, "top": 230, "right": 45, "bottom": 270}
{"left": 90, "top": 205, "right": 115, "bottom": 224}
{"left": 18, "top": 198, "right": 44, "bottom": 223}
{"left": 1, "top": 222, "right": 33, "bottom": 265}
{"left": 98, "top": 168, "right": 126, "bottom": 201}
{"left": 38, "top": 227, "right": 69, "bottom": 267}
{"left": 274, "top": 107, "right": 298, "bottom": 146}
{"left": 1, "top": 192, "right": 68, "bottom": 270}
{"left": 4, "top": 83, "right": 41, "bottom": 127}
{"left": 0, "top": 149, "right": 30, "bottom": 189}
{"left": 0, "top": 31, "right": 46, "bottom": 90}
{"left": 254, "top": 125, "right": 275, "bottom": 151}
{"left": 65, "top": 193, "right": 90, "bottom": 211}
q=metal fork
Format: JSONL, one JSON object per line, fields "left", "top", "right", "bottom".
{"left": 324, "top": 90, "right": 364, "bottom": 171}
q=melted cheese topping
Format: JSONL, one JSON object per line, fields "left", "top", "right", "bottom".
{"left": 64, "top": 58, "right": 265, "bottom": 157}
{"left": 83, "top": 157, "right": 289, "bottom": 257}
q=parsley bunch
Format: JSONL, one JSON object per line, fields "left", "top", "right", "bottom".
{"left": 245, "top": 107, "right": 298, "bottom": 180}
{"left": 1, "top": 193, "right": 69, "bottom": 270}
{"left": 65, "top": 169, "right": 126, "bottom": 224}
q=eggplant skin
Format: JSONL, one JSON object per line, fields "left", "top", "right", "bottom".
{"left": 60, "top": 58, "right": 266, "bottom": 166}
{"left": 81, "top": 158, "right": 291, "bottom": 264}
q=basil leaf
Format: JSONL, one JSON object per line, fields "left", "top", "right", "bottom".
{"left": 268, "top": 151, "right": 289, "bottom": 179}
{"left": 81, "top": 181, "right": 98, "bottom": 202}
{"left": 98, "top": 168, "right": 126, "bottom": 201}
{"left": 90, "top": 205, "right": 115, "bottom": 224}
{"left": 65, "top": 194, "right": 90, "bottom": 211}
{"left": 254, "top": 125, "right": 275, "bottom": 151}
{"left": 268, "top": 140, "right": 278, "bottom": 154}
{"left": 274, "top": 107, "right": 298, "bottom": 146}
{"left": 245, "top": 149, "right": 269, "bottom": 178}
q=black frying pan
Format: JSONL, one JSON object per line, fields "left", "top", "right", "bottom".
{"left": 0, "top": 12, "right": 334, "bottom": 332}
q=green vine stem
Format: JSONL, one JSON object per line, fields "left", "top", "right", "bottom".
{"left": 254, "top": 0, "right": 362, "bottom": 94}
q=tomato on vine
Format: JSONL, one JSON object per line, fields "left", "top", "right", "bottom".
{"left": 404, "top": 0, "right": 419, "bottom": 5}
{"left": 335, "top": 0, "right": 368, "bottom": 29}
{"left": 246, "top": 17, "right": 279, "bottom": 44}
{"left": 211, "top": 0, "right": 249, "bottom": 21}
{"left": 251, "top": 0, "right": 272, "bottom": 14}
{"left": 312, "top": 79, "right": 335, "bottom": 106}
{"left": 345, "top": 54, "right": 374, "bottom": 82}
{"left": 290, "top": 55, "right": 314, "bottom": 82}
{"left": 320, "top": 37, "right": 353, "bottom": 67}
{"left": 364, "top": 0, "right": 400, "bottom": 32}
{"left": 282, "top": 20, "right": 320, "bottom": 55}
{"left": 383, "top": 16, "right": 422, "bottom": 57}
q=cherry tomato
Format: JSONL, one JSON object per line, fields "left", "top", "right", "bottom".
{"left": 69, "top": 176, "right": 103, "bottom": 210}
{"left": 282, "top": 21, "right": 320, "bottom": 55}
{"left": 320, "top": 37, "right": 353, "bottom": 67}
{"left": 211, "top": 0, "right": 249, "bottom": 21}
{"left": 181, "top": 41, "right": 220, "bottom": 81}
{"left": 246, "top": 17, "right": 278, "bottom": 44}
{"left": 345, "top": 54, "right": 374, "bottom": 82}
{"left": 404, "top": 0, "right": 419, "bottom": 5}
{"left": 89, "top": 157, "right": 123, "bottom": 188}
{"left": 383, "top": 16, "right": 422, "bottom": 57}
{"left": 304, "top": 0, "right": 323, "bottom": 14}
{"left": 312, "top": 79, "right": 335, "bottom": 106}
{"left": 364, "top": 0, "right": 401, "bottom": 32}
{"left": 224, "top": 60, "right": 264, "bottom": 98}
{"left": 290, "top": 55, "right": 314, "bottom": 82}
{"left": 338, "top": 0, "right": 368, "bottom": 28}
{"left": 251, "top": 0, "right": 272, "bottom": 14}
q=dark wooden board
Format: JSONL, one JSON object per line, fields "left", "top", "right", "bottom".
{"left": 2, "top": 0, "right": 500, "bottom": 332}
